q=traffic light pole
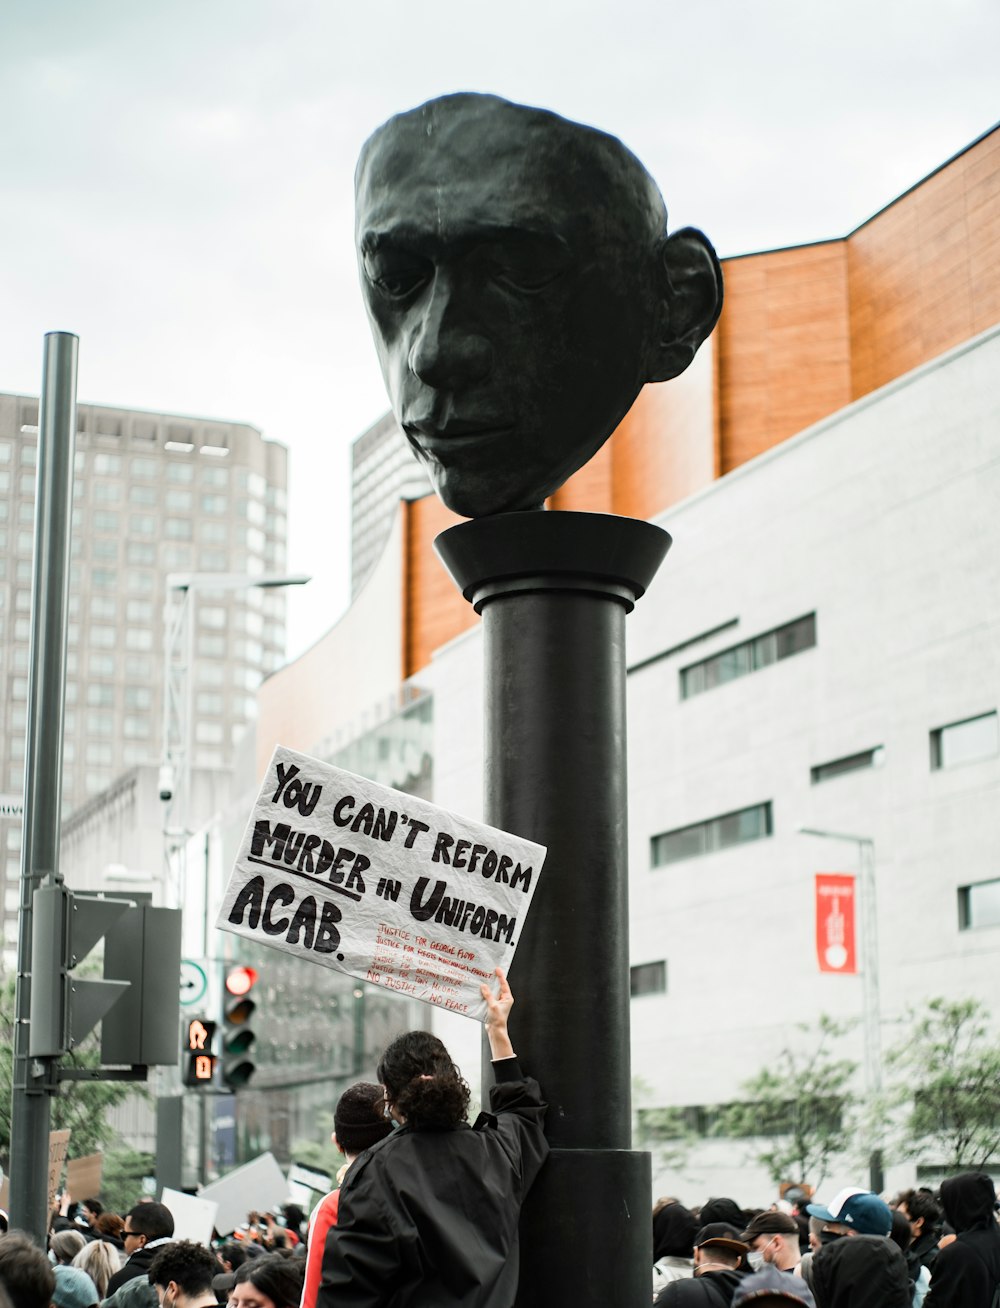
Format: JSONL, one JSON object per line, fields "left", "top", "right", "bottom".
{"left": 9, "top": 333, "right": 79, "bottom": 1243}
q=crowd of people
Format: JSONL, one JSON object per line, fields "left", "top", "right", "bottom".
{"left": 0, "top": 968, "right": 549, "bottom": 1308}
{"left": 651, "top": 1176, "right": 1000, "bottom": 1306}
{"left": 0, "top": 965, "right": 996, "bottom": 1307}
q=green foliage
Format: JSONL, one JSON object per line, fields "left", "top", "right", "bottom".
{"left": 100, "top": 1148, "right": 156, "bottom": 1214}
{"left": 886, "top": 997, "right": 1000, "bottom": 1171}
{"left": 714, "top": 1015, "right": 858, "bottom": 1189}
{"left": 632, "top": 1076, "right": 696, "bottom": 1175}
{"left": 290, "top": 1109, "right": 340, "bottom": 1186}
{"left": 0, "top": 971, "right": 146, "bottom": 1165}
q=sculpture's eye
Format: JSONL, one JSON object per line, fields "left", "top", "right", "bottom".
{"left": 485, "top": 234, "right": 572, "bottom": 294}
{"left": 364, "top": 252, "right": 429, "bottom": 299}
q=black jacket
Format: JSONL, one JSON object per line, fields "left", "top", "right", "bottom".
{"left": 105, "top": 1240, "right": 173, "bottom": 1297}
{"left": 654, "top": 1268, "right": 744, "bottom": 1307}
{"left": 810, "top": 1234, "right": 910, "bottom": 1308}
{"left": 317, "top": 1058, "right": 548, "bottom": 1308}
{"left": 926, "top": 1172, "right": 1000, "bottom": 1308}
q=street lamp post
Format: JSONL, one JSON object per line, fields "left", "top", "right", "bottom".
{"left": 159, "top": 570, "right": 309, "bottom": 1186}
{"left": 797, "top": 825, "right": 883, "bottom": 1193}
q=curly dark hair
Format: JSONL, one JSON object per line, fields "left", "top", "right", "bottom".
{"left": 234, "top": 1254, "right": 304, "bottom": 1308}
{"left": 376, "top": 1030, "right": 471, "bottom": 1130}
{"left": 148, "top": 1242, "right": 217, "bottom": 1295}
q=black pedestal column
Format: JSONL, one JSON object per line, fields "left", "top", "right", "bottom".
{"left": 435, "top": 510, "right": 670, "bottom": 1308}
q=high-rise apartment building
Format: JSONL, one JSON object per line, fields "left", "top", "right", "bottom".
{"left": 0, "top": 392, "right": 289, "bottom": 972}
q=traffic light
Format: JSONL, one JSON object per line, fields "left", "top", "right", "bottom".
{"left": 183, "top": 1017, "right": 217, "bottom": 1087}
{"left": 222, "top": 965, "right": 258, "bottom": 1088}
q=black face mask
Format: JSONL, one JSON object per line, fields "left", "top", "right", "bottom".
{"left": 819, "top": 1229, "right": 845, "bottom": 1245}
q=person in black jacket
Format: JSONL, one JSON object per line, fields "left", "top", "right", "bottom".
{"left": 925, "top": 1172, "right": 1000, "bottom": 1307}
{"left": 654, "top": 1224, "right": 748, "bottom": 1307}
{"left": 104, "top": 1204, "right": 175, "bottom": 1297}
{"left": 317, "top": 967, "right": 548, "bottom": 1308}
{"left": 811, "top": 1233, "right": 911, "bottom": 1308}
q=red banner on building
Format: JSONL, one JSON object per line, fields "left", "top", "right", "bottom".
{"left": 815, "top": 874, "right": 856, "bottom": 974}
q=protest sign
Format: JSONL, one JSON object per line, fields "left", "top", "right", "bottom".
{"left": 47, "top": 1130, "right": 71, "bottom": 1214}
{"left": 217, "top": 746, "right": 546, "bottom": 1022}
{"left": 66, "top": 1154, "right": 103, "bottom": 1202}
{"left": 198, "top": 1152, "right": 287, "bottom": 1237}
{"left": 161, "top": 1188, "right": 219, "bottom": 1244}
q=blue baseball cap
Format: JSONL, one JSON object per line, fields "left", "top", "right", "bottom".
{"left": 806, "top": 1187, "right": 892, "bottom": 1236}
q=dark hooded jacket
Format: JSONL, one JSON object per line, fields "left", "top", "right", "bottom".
{"left": 317, "top": 1060, "right": 547, "bottom": 1308}
{"left": 811, "top": 1234, "right": 911, "bottom": 1308}
{"left": 654, "top": 1203, "right": 699, "bottom": 1261}
{"left": 655, "top": 1268, "right": 744, "bottom": 1307}
{"left": 925, "top": 1172, "right": 1000, "bottom": 1308}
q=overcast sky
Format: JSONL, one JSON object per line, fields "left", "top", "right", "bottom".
{"left": 2, "top": 1, "right": 997, "bottom": 655}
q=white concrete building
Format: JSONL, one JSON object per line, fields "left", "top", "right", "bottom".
{"left": 413, "top": 323, "right": 1000, "bottom": 1203}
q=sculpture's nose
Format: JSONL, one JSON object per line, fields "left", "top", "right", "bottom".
{"left": 408, "top": 275, "right": 493, "bottom": 389}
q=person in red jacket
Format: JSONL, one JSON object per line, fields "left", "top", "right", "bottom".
{"left": 300, "top": 1082, "right": 392, "bottom": 1308}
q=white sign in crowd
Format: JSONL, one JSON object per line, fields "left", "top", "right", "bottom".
{"left": 217, "top": 746, "right": 546, "bottom": 1023}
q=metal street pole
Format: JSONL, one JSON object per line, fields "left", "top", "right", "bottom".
{"left": 9, "top": 332, "right": 78, "bottom": 1242}
{"left": 798, "top": 826, "right": 883, "bottom": 1193}
{"left": 158, "top": 570, "right": 309, "bottom": 1186}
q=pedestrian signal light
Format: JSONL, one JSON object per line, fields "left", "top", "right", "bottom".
{"left": 183, "top": 1016, "right": 217, "bottom": 1087}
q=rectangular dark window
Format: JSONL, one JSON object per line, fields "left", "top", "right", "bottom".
{"left": 958, "top": 880, "right": 1000, "bottom": 930}
{"left": 630, "top": 961, "right": 667, "bottom": 997}
{"left": 811, "top": 746, "right": 885, "bottom": 784}
{"left": 651, "top": 802, "right": 772, "bottom": 867}
{"left": 680, "top": 614, "right": 815, "bottom": 699}
{"left": 930, "top": 712, "right": 998, "bottom": 770}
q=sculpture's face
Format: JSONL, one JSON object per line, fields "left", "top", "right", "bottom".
{"left": 355, "top": 97, "right": 662, "bottom": 517}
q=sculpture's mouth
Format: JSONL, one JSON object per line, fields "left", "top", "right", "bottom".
{"left": 405, "top": 420, "right": 515, "bottom": 456}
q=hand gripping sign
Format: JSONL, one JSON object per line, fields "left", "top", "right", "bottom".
{"left": 217, "top": 746, "right": 546, "bottom": 1022}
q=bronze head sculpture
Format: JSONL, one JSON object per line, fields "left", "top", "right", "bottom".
{"left": 355, "top": 93, "right": 723, "bottom": 519}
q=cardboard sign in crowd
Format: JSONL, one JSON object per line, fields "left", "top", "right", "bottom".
{"left": 217, "top": 746, "right": 546, "bottom": 1022}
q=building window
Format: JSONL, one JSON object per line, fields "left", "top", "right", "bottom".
{"left": 130, "top": 514, "right": 156, "bottom": 536}
{"left": 811, "top": 746, "right": 885, "bottom": 784}
{"left": 681, "top": 614, "right": 816, "bottom": 699}
{"left": 630, "top": 961, "right": 667, "bottom": 997}
{"left": 129, "top": 484, "right": 157, "bottom": 506}
{"left": 93, "top": 480, "right": 120, "bottom": 501}
{"left": 131, "top": 457, "right": 157, "bottom": 478}
{"left": 167, "top": 461, "right": 194, "bottom": 483}
{"left": 166, "top": 517, "right": 192, "bottom": 541}
{"left": 166, "top": 489, "right": 193, "bottom": 511}
{"left": 930, "top": 712, "right": 998, "bottom": 770}
{"left": 123, "top": 716, "right": 150, "bottom": 739}
{"left": 127, "top": 542, "right": 155, "bottom": 566}
{"left": 958, "top": 880, "right": 1000, "bottom": 931}
{"left": 652, "top": 802, "right": 773, "bottom": 867}
{"left": 125, "top": 685, "right": 152, "bottom": 710}
{"left": 93, "top": 454, "right": 122, "bottom": 475}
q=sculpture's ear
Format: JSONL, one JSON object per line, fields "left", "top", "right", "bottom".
{"left": 646, "top": 227, "right": 724, "bottom": 383}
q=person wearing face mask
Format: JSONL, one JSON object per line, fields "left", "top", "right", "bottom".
{"left": 740, "top": 1213, "right": 803, "bottom": 1277}
{"left": 147, "top": 1244, "right": 218, "bottom": 1308}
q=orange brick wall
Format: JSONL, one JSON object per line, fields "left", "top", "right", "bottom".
{"left": 403, "top": 496, "right": 478, "bottom": 680}
{"left": 848, "top": 127, "right": 1000, "bottom": 399}
{"left": 717, "top": 240, "right": 852, "bottom": 475}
